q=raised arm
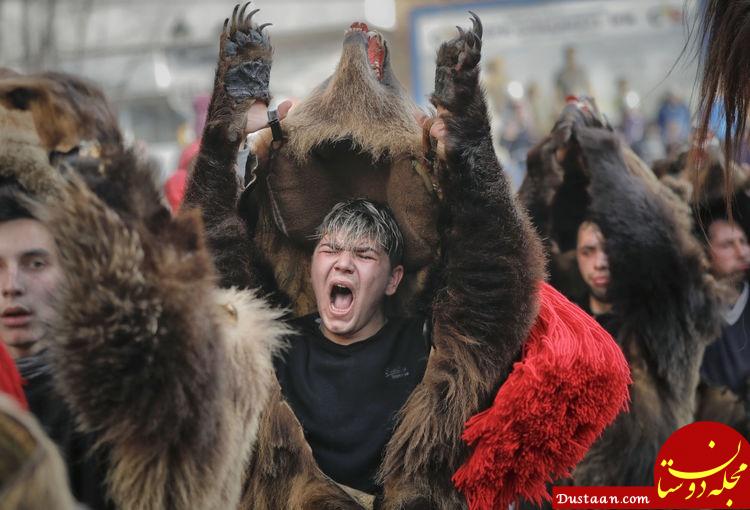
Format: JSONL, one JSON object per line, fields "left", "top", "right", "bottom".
{"left": 427, "top": 22, "right": 544, "bottom": 350}
{"left": 519, "top": 103, "right": 601, "bottom": 247}
{"left": 183, "top": 4, "right": 275, "bottom": 292}
{"left": 575, "top": 124, "right": 722, "bottom": 373}
{"left": 378, "top": 15, "right": 545, "bottom": 509}
{"left": 563, "top": 117, "right": 724, "bottom": 487}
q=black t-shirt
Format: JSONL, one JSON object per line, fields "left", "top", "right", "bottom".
{"left": 575, "top": 294, "right": 622, "bottom": 340}
{"left": 274, "top": 315, "right": 430, "bottom": 493}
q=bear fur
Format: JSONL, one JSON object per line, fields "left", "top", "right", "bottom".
{"left": 519, "top": 102, "right": 724, "bottom": 485}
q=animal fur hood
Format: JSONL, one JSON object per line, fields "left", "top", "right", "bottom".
{"left": 0, "top": 105, "right": 64, "bottom": 198}
{"left": 1, "top": 103, "right": 290, "bottom": 508}
{"left": 520, "top": 100, "right": 724, "bottom": 486}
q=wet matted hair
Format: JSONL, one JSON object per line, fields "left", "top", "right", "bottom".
{"left": 314, "top": 198, "right": 405, "bottom": 266}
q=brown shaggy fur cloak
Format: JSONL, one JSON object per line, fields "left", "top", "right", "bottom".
{"left": 184, "top": 5, "right": 544, "bottom": 509}
{"left": 0, "top": 100, "right": 289, "bottom": 509}
{"left": 519, "top": 102, "right": 724, "bottom": 485}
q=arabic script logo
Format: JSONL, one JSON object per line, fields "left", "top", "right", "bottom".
{"left": 655, "top": 422, "right": 750, "bottom": 508}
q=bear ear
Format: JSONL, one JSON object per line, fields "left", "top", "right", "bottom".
{"left": 2, "top": 86, "right": 41, "bottom": 111}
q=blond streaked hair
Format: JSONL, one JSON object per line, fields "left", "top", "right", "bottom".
{"left": 314, "top": 199, "right": 404, "bottom": 266}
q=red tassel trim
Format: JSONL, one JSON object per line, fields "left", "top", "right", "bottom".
{"left": 453, "top": 282, "right": 631, "bottom": 510}
{"left": 0, "top": 341, "right": 27, "bottom": 409}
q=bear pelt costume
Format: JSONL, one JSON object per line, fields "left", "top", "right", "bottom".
{"left": 0, "top": 394, "right": 77, "bottom": 510}
{"left": 0, "top": 6, "right": 627, "bottom": 510}
{"left": 185, "top": 6, "right": 628, "bottom": 509}
{"left": 648, "top": 136, "right": 750, "bottom": 435}
{"left": 0, "top": 101, "right": 290, "bottom": 509}
{"left": 519, "top": 100, "right": 725, "bottom": 485}
{"left": 0, "top": 69, "right": 122, "bottom": 161}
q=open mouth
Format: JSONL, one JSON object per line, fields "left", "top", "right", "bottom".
{"left": 348, "top": 22, "right": 385, "bottom": 81}
{"left": 330, "top": 283, "right": 355, "bottom": 314}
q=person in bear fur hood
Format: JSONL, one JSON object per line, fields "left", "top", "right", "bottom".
{"left": 519, "top": 97, "right": 725, "bottom": 486}
{"left": 183, "top": 4, "right": 629, "bottom": 509}
{"left": 0, "top": 4, "right": 628, "bottom": 509}
{"left": 0, "top": 92, "right": 289, "bottom": 509}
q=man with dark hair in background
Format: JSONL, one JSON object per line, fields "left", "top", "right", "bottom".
{"left": 0, "top": 187, "right": 61, "bottom": 359}
{"left": 699, "top": 213, "right": 750, "bottom": 424}
{"left": 0, "top": 187, "right": 111, "bottom": 509}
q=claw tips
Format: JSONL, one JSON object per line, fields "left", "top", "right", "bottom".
{"left": 468, "top": 11, "right": 483, "bottom": 39}
{"left": 238, "top": 2, "right": 251, "bottom": 21}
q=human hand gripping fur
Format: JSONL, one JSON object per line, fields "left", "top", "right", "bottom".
{"left": 244, "top": 99, "right": 292, "bottom": 165}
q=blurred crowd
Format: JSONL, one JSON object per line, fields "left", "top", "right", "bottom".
{"left": 484, "top": 46, "right": 735, "bottom": 188}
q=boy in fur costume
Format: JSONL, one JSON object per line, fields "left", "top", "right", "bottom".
{"left": 520, "top": 98, "right": 724, "bottom": 485}
{"left": 0, "top": 188, "right": 114, "bottom": 509}
{"left": 0, "top": 108, "right": 113, "bottom": 508}
{"left": 186, "top": 5, "right": 629, "bottom": 509}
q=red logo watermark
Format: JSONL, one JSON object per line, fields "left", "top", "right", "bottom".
{"left": 553, "top": 422, "right": 750, "bottom": 509}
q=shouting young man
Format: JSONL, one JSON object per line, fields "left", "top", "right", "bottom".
{"left": 184, "top": 6, "right": 628, "bottom": 509}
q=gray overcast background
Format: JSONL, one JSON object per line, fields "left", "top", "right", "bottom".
{"left": 0, "top": 0, "right": 702, "bottom": 185}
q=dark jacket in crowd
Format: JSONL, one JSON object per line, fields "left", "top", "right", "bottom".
{"left": 17, "top": 350, "right": 113, "bottom": 510}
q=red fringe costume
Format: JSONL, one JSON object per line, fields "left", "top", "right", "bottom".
{"left": 454, "top": 282, "right": 630, "bottom": 509}
{"left": 0, "top": 341, "right": 27, "bottom": 410}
